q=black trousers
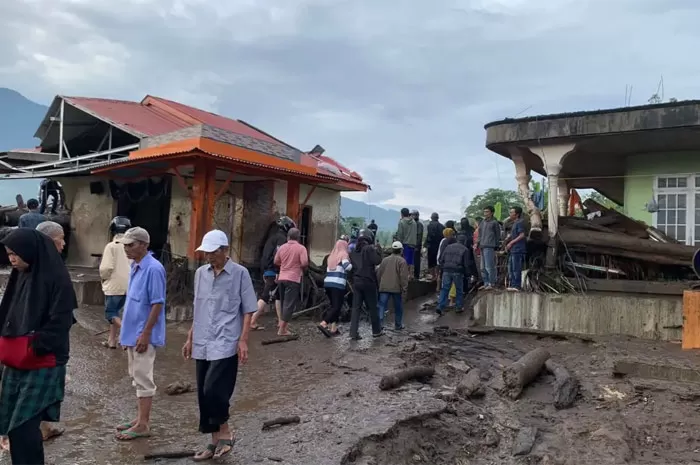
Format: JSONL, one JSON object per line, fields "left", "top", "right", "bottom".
{"left": 324, "top": 287, "right": 344, "bottom": 324}
{"left": 9, "top": 413, "right": 44, "bottom": 464}
{"left": 349, "top": 281, "right": 381, "bottom": 337}
{"left": 196, "top": 355, "right": 239, "bottom": 434}
{"left": 39, "top": 189, "right": 60, "bottom": 215}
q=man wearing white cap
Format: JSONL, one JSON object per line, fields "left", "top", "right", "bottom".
{"left": 115, "top": 227, "right": 166, "bottom": 441}
{"left": 182, "top": 230, "right": 257, "bottom": 461}
{"left": 377, "top": 241, "right": 409, "bottom": 330}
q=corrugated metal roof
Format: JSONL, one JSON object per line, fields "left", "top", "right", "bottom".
{"left": 64, "top": 97, "right": 190, "bottom": 137}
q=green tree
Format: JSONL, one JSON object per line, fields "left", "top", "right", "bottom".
{"left": 465, "top": 188, "right": 524, "bottom": 221}
{"left": 338, "top": 216, "right": 366, "bottom": 237}
{"left": 583, "top": 191, "right": 622, "bottom": 212}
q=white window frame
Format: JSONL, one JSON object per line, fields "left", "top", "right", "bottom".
{"left": 652, "top": 173, "right": 698, "bottom": 245}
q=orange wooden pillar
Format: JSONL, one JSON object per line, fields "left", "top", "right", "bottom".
{"left": 188, "top": 161, "right": 217, "bottom": 259}
{"left": 682, "top": 290, "right": 700, "bottom": 349}
{"left": 286, "top": 180, "right": 300, "bottom": 225}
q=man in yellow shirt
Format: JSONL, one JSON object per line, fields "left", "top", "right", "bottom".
{"left": 100, "top": 216, "right": 132, "bottom": 348}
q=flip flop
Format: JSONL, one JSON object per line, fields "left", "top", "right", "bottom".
{"left": 250, "top": 324, "right": 265, "bottom": 331}
{"left": 213, "top": 436, "right": 235, "bottom": 459}
{"left": 115, "top": 421, "right": 134, "bottom": 431}
{"left": 317, "top": 324, "right": 332, "bottom": 338}
{"left": 193, "top": 444, "right": 216, "bottom": 462}
{"left": 101, "top": 341, "right": 117, "bottom": 349}
{"left": 115, "top": 430, "right": 151, "bottom": 441}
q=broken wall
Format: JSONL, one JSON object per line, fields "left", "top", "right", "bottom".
{"left": 57, "top": 176, "right": 114, "bottom": 267}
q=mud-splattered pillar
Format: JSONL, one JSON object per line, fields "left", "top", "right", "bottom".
{"left": 509, "top": 147, "right": 542, "bottom": 233}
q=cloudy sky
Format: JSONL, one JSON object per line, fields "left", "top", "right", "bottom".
{"left": 1, "top": 0, "right": 699, "bottom": 218}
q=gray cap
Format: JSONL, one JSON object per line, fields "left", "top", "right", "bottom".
{"left": 118, "top": 226, "right": 150, "bottom": 245}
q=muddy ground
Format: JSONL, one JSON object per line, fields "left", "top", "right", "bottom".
{"left": 3, "top": 295, "right": 700, "bottom": 464}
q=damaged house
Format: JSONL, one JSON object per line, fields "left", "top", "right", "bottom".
{"left": 481, "top": 100, "right": 700, "bottom": 342}
{"left": 0, "top": 95, "right": 367, "bottom": 309}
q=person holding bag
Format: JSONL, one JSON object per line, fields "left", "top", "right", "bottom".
{"left": 0, "top": 228, "right": 77, "bottom": 465}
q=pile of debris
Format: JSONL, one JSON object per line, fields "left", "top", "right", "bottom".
{"left": 552, "top": 199, "right": 699, "bottom": 292}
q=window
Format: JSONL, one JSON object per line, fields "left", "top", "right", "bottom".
{"left": 654, "top": 175, "right": 699, "bottom": 245}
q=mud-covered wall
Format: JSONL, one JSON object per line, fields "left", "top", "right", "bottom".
{"left": 272, "top": 180, "right": 339, "bottom": 264}
{"left": 58, "top": 176, "right": 115, "bottom": 267}
{"left": 167, "top": 178, "right": 244, "bottom": 261}
{"left": 240, "top": 180, "right": 276, "bottom": 266}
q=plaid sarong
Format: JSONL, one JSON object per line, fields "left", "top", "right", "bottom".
{"left": 0, "top": 364, "right": 65, "bottom": 435}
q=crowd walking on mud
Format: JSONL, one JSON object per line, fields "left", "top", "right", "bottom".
{"left": 0, "top": 197, "right": 529, "bottom": 464}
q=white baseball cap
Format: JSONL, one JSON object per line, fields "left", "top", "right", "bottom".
{"left": 196, "top": 230, "right": 229, "bottom": 253}
{"left": 391, "top": 241, "right": 403, "bottom": 249}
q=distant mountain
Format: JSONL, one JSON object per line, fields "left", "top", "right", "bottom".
{"left": 340, "top": 196, "right": 401, "bottom": 229}
{"left": 0, "top": 88, "right": 47, "bottom": 205}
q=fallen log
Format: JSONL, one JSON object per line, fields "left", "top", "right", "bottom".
{"left": 379, "top": 366, "right": 435, "bottom": 390}
{"left": 545, "top": 360, "right": 579, "bottom": 409}
{"left": 262, "top": 415, "right": 301, "bottom": 430}
{"left": 261, "top": 335, "right": 299, "bottom": 345}
{"left": 456, "top": 368, "right": 484, "bottom": 398}
{"left": 568, "top": 245, "right": 690, "bottom": 266}
{"left": 144, "top": 450, "right": 195, "bottom": 460}
{"left": 502, "top": 348, "right": 550, "bottom": 399}
{"left": 559, "top": 228, "right": 696, "bottom": 260}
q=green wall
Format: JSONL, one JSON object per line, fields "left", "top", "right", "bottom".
{"left": 624, "top": 151, "right": 700, "bottom": 224}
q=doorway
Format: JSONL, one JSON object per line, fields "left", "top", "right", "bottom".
{"left": 110, "top": 176, "right": 172, "bottom": 260}
{"left": 299, "top": 206, "right": 312, "bottom": 248}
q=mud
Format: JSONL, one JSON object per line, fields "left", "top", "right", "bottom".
{"left": 3, "top": 298, "right": 700, "bottom": 464}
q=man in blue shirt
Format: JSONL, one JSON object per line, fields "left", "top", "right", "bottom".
{"left": 114, "top": 227, "right": 166, "bottom": 441}
{"left": 505, "top": 206, "right": 527, "bottom": 291}
{"left": 18, "top": 198, "right": 47, "bottom": 229}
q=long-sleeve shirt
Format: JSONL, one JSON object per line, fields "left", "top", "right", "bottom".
{"left": 377, "top": 254, "right": 409, "bottom": 294}
{"left": 395, "top": 217, "right": 417, "bottom": 247}
{"left": 274, "top": 240, "right": 309, "bottom": 283}
{"left": 477, "top": 218, "right": 502, "bottom": 249}
{"left": 99, "top": 235, "right": 131, "bottom": 296}
{"left": 324, "top": 259, "right": 352, "bottom": 290}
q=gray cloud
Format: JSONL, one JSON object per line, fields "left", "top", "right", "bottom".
{"left": 1, "top": 0, "right": 699, "bottom": 217}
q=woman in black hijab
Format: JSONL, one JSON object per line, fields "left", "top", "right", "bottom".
{"left": 0, "top": 228, "right": 77, "bottom": 465}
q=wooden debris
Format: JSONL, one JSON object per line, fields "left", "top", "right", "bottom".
{"left": 379, "top": 366, "right": 435, "bottom": 390}
{"left": 144, "top": 450, "right": 195, "bottom": 460}
{"left": 613, "top": 360, "right": 700, "bottom": 384}
{"left": 165, "top": 381, "right": 194, "bottom": 396}
{"left": 559, "top": 229, "right": 696, "bottom": 261}
{"left": 545, "top": 360, "right": 579, "bottom": 409}
{"left": 502, "top": 348, "right": 550, "bottom": 399}
{"left": 261, "top": 335, "right": 300, "bottom": 346}
{"left": 456, "top": 368, "right": 485, "bottom": 398}
{"left": 262, "top": 416, "right": 301, "bottom": 431}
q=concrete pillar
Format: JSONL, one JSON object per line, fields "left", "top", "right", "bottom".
{"left": 557, "top": 178, "right": 569, "bottom": 217}
{"left": 527, "top": 143, "right": 576, "bottom": 268}
{"left": 527, "top": 143, "right": 576, "bottom": 238}
{"left": 509, "top": 148, "right": 542, "bottom": 232}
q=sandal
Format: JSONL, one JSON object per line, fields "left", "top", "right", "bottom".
{"left": 115, "top": 421, "right": 134, "bottom": 431}
{"left": 102, "top": 341, "right": 117, "bottom": 349}
{"left": 213, "top": 436, "right": 235, "bottom": 459}
{"left": 250, "top": 324, "right": 265, "bottom": 331}
{"left": 317, "top": 324, "right": 332, "bottom": 338}
{"left": 115, "top": 430, "right": 151, "bottom": 441}
{"left": 193, "top": 444, "right": 216, "bottom": 462}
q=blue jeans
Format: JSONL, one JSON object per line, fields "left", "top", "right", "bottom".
{"left": 438, "top": 272, "right": 464, "bottom": 312}
{"left": 480, "top": 247, "right": 497, "bottom": 287}
{"left": 508, "top": 253, "right": 526, "bottom": 289}
{"left": 105, "top": 294, "right": 126, "bottom": 323}
{"left": 378, "top": 292, "right": 404, "bottom": 329}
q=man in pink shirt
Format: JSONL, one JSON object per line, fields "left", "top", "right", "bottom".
{"left": 274, "top": 228, "right": 309, "bottom": 336}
